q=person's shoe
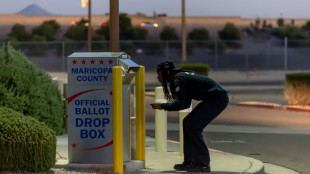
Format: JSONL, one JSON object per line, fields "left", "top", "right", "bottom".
{"left": 186, "top": 164, "right": 211, "bottom": 172}
{"left": 174, "top": 162, "right": 192, "bottom": 170}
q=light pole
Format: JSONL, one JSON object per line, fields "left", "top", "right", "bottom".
{"left": 110, "top": 0, "right": 120, "bottom": 52}
{"left": 181, "top": 0, "right": 186, "bottom": 63}
{"left": 88, "top": 0, "right": 92, "bottom": 52}
{"left": 81, "top": 0, "right": 92, "bottom": 52}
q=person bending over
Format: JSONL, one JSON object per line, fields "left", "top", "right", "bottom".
{"left": 151, "top": 60, "right": 229, "bottom": 172}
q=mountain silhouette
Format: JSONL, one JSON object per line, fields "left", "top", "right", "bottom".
{"left": 18, "top": 4, "right": 53, "bottom": 16}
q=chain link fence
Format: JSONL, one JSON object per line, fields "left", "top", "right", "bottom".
{"left": 4, "top": 39, "right": 310, "bottom": 72}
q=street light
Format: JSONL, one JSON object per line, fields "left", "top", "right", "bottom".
{"left": 81, "top": 0, "right": 92, "bottom": 52}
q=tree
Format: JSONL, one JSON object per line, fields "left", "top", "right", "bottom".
{"left": 95, "top": 13, "right": 148, "bottom": 40}
{"left": 92, "top": 34, "right": 108, "bottom": 51}
{"left": 158, "top": 13, "right": 167, "bottom": 17}
{"left": 302, "top": 21, "right": 310, "bottom": 31}
{"left": 160, "top": 26, "right": 179, "bottom": 40}
{"left": 277, "top": 18, "right": 285, "bottom": 28}
{"left": 30, "top": 34, "right": 49, "bottom": 55}
{"left": 255, "top": 18, "right": 261, "bottom": 26}
{"left": 291, "top": 19, "right": 295, "bottom": 26}
{"left": 283, "top": 25, "right": 305, "bottom": 40}
{"left": 132, "top": 26, "right": 148, "bottom": 40}
{"left": 96, "top": 22, "right": 110, "bottom": 40}
{"left": 32, "top": 20, "right": 60, "bottom": 41}
{"left": 218, "top": 23, "right": 241, "bottom": 40}
{"left": 62, "top": 18, "right": 88, "bottom": 41}
{"left": 187, "top": 28, "right": 210, "bottom": 48}
{"left": 187, "top": 28, "right": 209, "bottom": 40}
{"left": 119, "top": 13, "right": 133, "bottom": 40}
{"left": 6, "top": 24, "right": 31, "bottom": 41}
{"left": 43, "top": 20, "right": 61, "bottom": 31}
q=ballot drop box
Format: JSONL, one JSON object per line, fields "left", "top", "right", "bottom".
{"left": 67, "top": 52, "right": 139, "bottom": 164}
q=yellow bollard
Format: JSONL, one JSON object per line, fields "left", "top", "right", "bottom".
{"left": 135, "top": 66, "right": 145, "bottom": 161}
{"left": 112, "top": 66, "right": 123, "bottom": 173}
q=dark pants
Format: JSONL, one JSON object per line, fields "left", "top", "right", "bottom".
{"left": 183, "top": 92, "right": 229, "bottom": 165}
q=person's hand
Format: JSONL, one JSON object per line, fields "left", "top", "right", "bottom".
{"left": 150, "top": 103, "right": 163, "bottom": 110}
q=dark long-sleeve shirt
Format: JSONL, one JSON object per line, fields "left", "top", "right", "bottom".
{"left": 161, "top": 72, "right": 227, "bottom": 111}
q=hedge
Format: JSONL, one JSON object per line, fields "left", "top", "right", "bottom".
{"left": 0, "top": 44, "right": 65, "bottom": 135}
{"left": 0, "top": 107, "right": 56, "bottom": 172}
{"left": 284, "top": 72, "right": 310, "bottom": 105}
{"left": 176, "top": 63, "right": 209, "bottom": 76}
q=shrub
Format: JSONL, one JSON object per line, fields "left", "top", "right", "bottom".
{"left": 144, "top": 42, "right": 165, "bottom": 56}
{"left": 62, "top": 18, "right": 88, "bottom": 41}
{"left": 176, "top": 63, "right": 209, "bottom": 76}
{"left": 277, "top": 18, "right": 285, "bottom": 28}
{"left": 218, "top": 23, "right": 242, "bottom": 49}
{"left": 92, "top": 34, "right": 109, "bottom": 52}
{"left": 187, "top": 28, "right": 210, "bottom": 48}
{"left": 0, "top": 107, "right": 56, "bottom": 172}
{"left": 31, "top": 20, "right": 60, "bottom": 41}
{"left": 132, "top": 26, "right": 148, "bottom": 40}
{"left": 5, "top": 24, "right": 31, "bottom": 42}
{"left": 30, "top": 34, "right": 49, "bottom": 56}
{"left": 208, "top": 40, "right": 227, "bottom": 54}
{"left": 160, "top": 26, "right": 179, "bottom": 40}
{"left": 0, "top": 44, "right": 65, "bottom": 134}
{"left": 218, "top": 23, "right": 241, "bottom": 40}
{"left": 284, "top": 72, "right": 310, "bottom": 105}
{"left": 95, "top": 13, "right": 148, "bottom": 40}
{"left": 187, "top": 28, "right": 210, "bottom": 40}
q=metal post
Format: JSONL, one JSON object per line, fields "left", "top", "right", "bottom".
{"left": 215, "top": 39, "right": 218, "bottom": 69}
{"left": 284, "top": 37, "right": 288, "bottom": 71}
{"left": 135, "top": 66, "right": 145, "bottom": 161}
{"left": 62, "top": 41, "right": 65, "bottom": 72}
{"left": 110, "top": 0, "right": 120, "bottom": 52}
{"left": 245, "top": 36, "right": 249, "bottom": 80}
{"left": 266, "top": 41, "right": 270, "bottom": 68}
{"left": 165, "top": 41, "right": 169, "bottom": 58}
{"left": 112, "top": 66, "right": 123, "bottom": 173}
{"left": 155, "top": 87, "right": 167, "bottom": 152}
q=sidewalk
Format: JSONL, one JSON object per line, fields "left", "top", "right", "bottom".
{"left": 54, "top": 134, "right": 265, "bottom": 174}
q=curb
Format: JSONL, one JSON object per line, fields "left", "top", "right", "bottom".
{"left": 235, "top": 101, "right": 310, "bottom": 113}
{"left": 237, "top": 155, "right": 265, "bottom": 174}
{"left": 145, "top": 92, "right": 155, "bottom": 97}
{"left": 54, "top": 160, "right": 145, "bottom": 173}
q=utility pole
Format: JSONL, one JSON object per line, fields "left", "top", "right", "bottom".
{"left": 82, "top": 0, "right": 92, "bottom": 51}
{"left": 181, "top": 0, "right": 186, "bottom": 63}
{"left": 110, "top": 0, "right": 120, "bottom": 52}
{"left": 88, "top": 0, "right": 92, "bottom": 52}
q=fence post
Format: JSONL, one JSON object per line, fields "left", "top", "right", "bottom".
{"left": 266, "top": 41, "right": 270, "bottom": 68}
{"left": 154, "top": 87, "right": 167, "bottom": 152}
{"left": 179, "top": 104, "right": 192, "bottom": 156}
{"left": 61, "top": 41, "right": 65, "bottom": 72}
{"left": 284, "top": 37, "right": 288, "bottom": 71}
{"left": 215, "top": 39, "right": 218, "bottom": 69}
{"left": 165, "top": 40, "right": 169, "bottom": 58}
{"left": 112, "top": 66, "right": 123, "bottom": 174}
